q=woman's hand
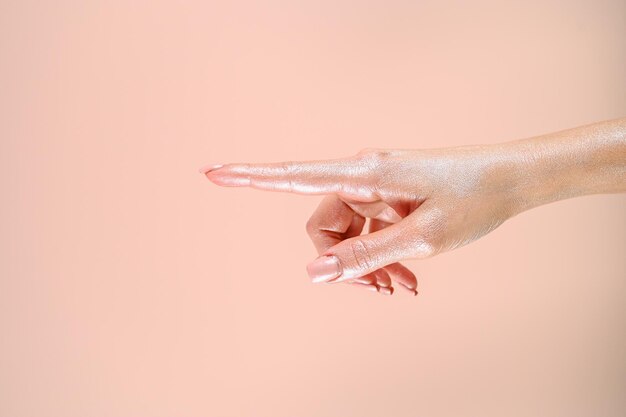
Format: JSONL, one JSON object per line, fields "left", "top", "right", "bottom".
{"left": 200, "top": 118, "right": 626, "bottom": 296}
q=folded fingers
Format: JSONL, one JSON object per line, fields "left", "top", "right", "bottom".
{"left": 306, "top": 195, "right": 395, "bottom": 295}
{"left": 369, "top": 218, "right": 418, "bottom": 295}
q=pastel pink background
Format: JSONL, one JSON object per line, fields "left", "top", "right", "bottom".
{"left": 1, "top": 1, "right": 625, "bottom": 416}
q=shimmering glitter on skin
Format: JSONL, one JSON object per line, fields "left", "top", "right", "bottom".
{"left": 202, "top": 117, "right": 626, "bottom": 296}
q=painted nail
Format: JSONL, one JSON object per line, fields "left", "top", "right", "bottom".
{"left": 379, "top": 286, "right": 394, "bottom": 296}
{"left": 377, "top": 279, "right": 391, "bottom": 288}
{"left": 399, "top": 283, "right": 418, "bottom": 296}
{"left": 307, "top": 255, "right": 342, "bottom": 283}
{"left": 355, "top": 275, "right": 376, "bottom": 285}
{"left": 198, "top": 164, "right": 224, "bottom": 174}
{"left": 364, "top": 284, "right": 378, "bottom": 292}
{"left": 350, "top": 282, "right": 378, "bottom": 292}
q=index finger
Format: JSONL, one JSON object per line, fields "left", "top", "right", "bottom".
{"left": 200, "top": 157, "right": 377, "bottom": 199}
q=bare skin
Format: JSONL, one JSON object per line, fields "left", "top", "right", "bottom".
{"left": 200, "top": 117, "right": 626, "bottom": 296}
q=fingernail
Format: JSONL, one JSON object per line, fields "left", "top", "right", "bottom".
{"left": 350, "top": 282, "right": 378, "bottom": 292}
{"left": 355, "top": 275, "right": 375, "bottom": 285}
{"left": 198, "top": 164, "right": 224, "bottom": 174}
{"left": 399, "top": 283, "right": 418, "bottom": 296}
{"left": 379, "top": 286, "right": 394, "bottom": 295}
{"left": 307, "top": 255, "right": 342, "bottom": 283}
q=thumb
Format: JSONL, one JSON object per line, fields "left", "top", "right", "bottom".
{"left": 305, "top": 210, "right": 434, "bottom": 284}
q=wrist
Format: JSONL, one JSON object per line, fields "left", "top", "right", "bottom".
{"left": 495, "top": 119, "right": 626, "bottom": 216}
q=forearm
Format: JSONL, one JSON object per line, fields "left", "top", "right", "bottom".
{"left": 498, "top": 117, "right": 626, "bottom": 215}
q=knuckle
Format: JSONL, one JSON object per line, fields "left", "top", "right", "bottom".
{"left": 416, "top": 239, "right": 438, "bottom": 258}
{"left": 305, "top": 218, "right": 317, "bottom": 236}
{"left": 356, "top": 147, "right": 378, "bottom": 156}
{"left": 356, "top": 148, "right": 392, "bottom": 162}
{"left": 279, "top": 161, "right": 295, "bottom": 191}
{"left": 371, "top": 149, "right": 393, "bottom": 159}
{"left": 355, "top": 149, "right": 395, "bottom": 191}
{"left": 404, "top": 234, "right": 438, "bottom": 259}
{"left": 405, "top": 211, "right": 444, "bottom": 259}
{"left": 278, "top": 161, "right": 294, "bottom": 176}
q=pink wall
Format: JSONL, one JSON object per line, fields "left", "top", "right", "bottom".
{"left": 1, "top": 1, "right": 625, "bottom": 416}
